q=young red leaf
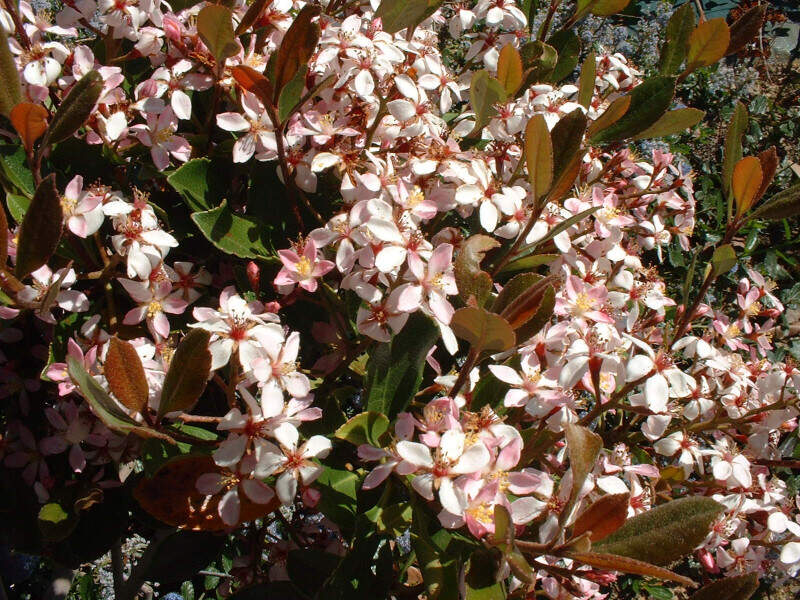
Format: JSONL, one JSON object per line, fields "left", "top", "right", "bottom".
{"left": 566, "top": 551, "right": 695, "bottom": 587}
{"left": 10, "top": 102, "right": 48, "bottom": 151}
{"left": 572, "top": 493, "right": 630, "bottom": 542}
{"left": 105, "top": 336, "right": 150, "bottom": 414}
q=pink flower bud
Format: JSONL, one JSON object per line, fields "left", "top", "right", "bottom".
{"left": 246, "top": 261, "right": 260, "bottom": 292}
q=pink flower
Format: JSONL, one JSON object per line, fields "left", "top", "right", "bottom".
{"left": 119, "top": 279, "right": 187, "bottom": 339}
{"left": 394, "top": 243, "right": 457, "bottom": 325}
{"left": 130, "top": 107, "right": 191, "bottom": 171}
{"left": 61, "top": 175, "right": 104, "bottom": 238}
{"left": 275, "top": 239, "right": 335, "bottom": 293}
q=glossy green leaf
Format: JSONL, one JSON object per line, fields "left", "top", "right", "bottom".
{"left": 158, "top": 328, "right": 212, "bottom": 418}
{"left": 278, "top": 64, "right": 308, "bottom": 122}
{"left": 547, "top": 30, "right": 580, "bottom": 84}
{"left": 167, "top": 158, "right": 225, "bottom": 212}
{"left": 525, "top": 113, "right": 553, "bottom": 200}
{"left": 0, "top": 144, "right": 34, "bottom": 198}
{"left": 633, "top": 108, "right": 705, "bottom": 139}
{"left": 594, "top": 496, "right": 725, "bottom": 565}
{"left": 376, "top": 0, "right": 442, "bottom": 34}
{"left": 44, "top": 71, "right": 103, "bottom": 146}
{"left": 335, "top": 411, "right": 390, "bottom": 447}
{"left": 15, "top": 174, "right": 63, "bottom": 278}
{"left": 469, "top": 70, "right": 506, "bottom": 135}
{"left": 658, "top": 3, "right": 695, "bottom": 76}
{"left": 365, "top": 312, "right": 439, "bottom": 419}
{"left": 191, "top": 200, "right": 276, "bottom": 260}
{"left": 577, "top": 50, "right": 596, "bottom": 109}
{"left": 722, "top": 102, "right": 748, "bottom": 213}
{"left": 711, "top": 243, "right": 737, "bottom": 276}
{"left": 589, "top": 76, "right": 675, "bottom": 144}
{"left": 519, "top": 41, "right": 558, "bottom": 89}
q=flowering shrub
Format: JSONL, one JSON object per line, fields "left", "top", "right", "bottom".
{"left": 1, "top": 0, "right": 799, "bottom": 598}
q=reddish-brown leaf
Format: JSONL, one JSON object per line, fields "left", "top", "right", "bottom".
{"left": 105, "top": 336, "right": 149, "bottom": 413}
{"left": 586, "top": 95, "right": 630, "bottom": 139}
{"left": 754, "top": 146, "right": 778, "bottom": 204}
{"left": 564, "top": 423, "right": 602, "bottom": 507}
{"left": 566, "top": 551, "right": 696, "bottom": 587}
{"left": 271, "top": 4, "right": 320, "bottom": 104}
{"left": 10, "top": 102, "right": 48, "bottom": 151}
{"left": 732, "top": 156, "right": 763, "bottom": 218}
{"left": 134, "top": 455, "right": 279, "bottom": 530}
{"left": 572, "top": 493, "right": 630, "bottom": 542}
{"left": 231, "top": 65, "right": 275, "bottom": 107}
{"left": 726, "top": 5, "right": 766, "bottom": 57}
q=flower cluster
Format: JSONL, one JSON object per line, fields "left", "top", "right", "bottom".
{"left": 0, "top": 0, "right": 796, "bottom": 597}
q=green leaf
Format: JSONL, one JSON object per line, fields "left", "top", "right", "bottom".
{"left": 278, "top": 64, "right": 308, "bottom": 122}
{"left": 455, "top": 234, "right": 500, "bottom": 306}
{"left": 287, "top": 550, "right": 339, "bottom": 597}
{"left": 44, "top": 71, "right": 104, "bottom": 146}
{"left": 272, "top": 5, "right": 320, "bottom": 103}
{"left": 465, "top": 548, "right": 506, "bottom": 600}
{"left": 15, "top": 174, "right": 63, "bottom": 278}
{"left": 365, "top": 502, "right": 413, "bottom": 536}
{"left": 577, "top": 50, "right": 596, "bottom": 109}
{"left": 589, "top": 77, "right": 676, "bottom": 144}
{"left": 0, "top": 28, "right": 22, "bottom": 118}
{"left": 525, "top": 114, "right": 553, "bottom": 200}
{"left": 376, "top": 0, "right": 442, "bottom": 34}
{"left": 690, "top": 573, "right": 758, "bottom": 600}
{"left": 748, "top": 184, "right": 800, "bottom": 221}
{"left": 547, "top": 30, "right": 580, "bottom": 84}
{"left": 158, "top": 328, "right": 212, "bottom": 419}
{"left": 5, "top": 193, "right": 30, "bottom": 224}
{"left": 519, "top": 41, "right": 558, "bottom": 89}
{"left": 711, "top": 243, "right": 737, "bottom": 276}
{"left": 335, "top": 411, "right": 390, "bottom": 447}
{"left": 167, "top": 158, "right": 225, "bottom": 212}
{"left": 38, "top": 501, "right": 77, "bottom": 542}
{"left": 722, "top": 102, "right": 748, "bottom": 214}
{"left": 658, "top": 3, "right": 695, "bottom": 76}
{"left": 632, "top": 108, "right": 705, "bottom": 139}
{"left": 197, "top": 5, "right": 239, "bottom": 66}
{"left": 365, "top": 312, "right": 439, "bottom": 418}
{"left": 191, "top": 200, "right": 277, "bottom": 260}
{"left": 594, "top": 496, "right": 725, "bottom": 565}
{"left": 470, "top": 70, "right": 506, "bottom": 135}
{"left": 498, "top": 253, "right": 558, "bottom": 275}
{"left": 513, "top": 207, "right": 600, "bottom": 261}
{"left": 451, "top": 307, "right": 515, "bottom": 353}
{"left": 0, "top": 144, "right": 35, "bottom": 199}
{"left": 67, "top": 356, "right": 176, "bottom": 443}
{"left": 314, "top": 467, "right": 360, "bottom": 534}
{"left": 410, "top": 519, "right": 460, "bottom": 600}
